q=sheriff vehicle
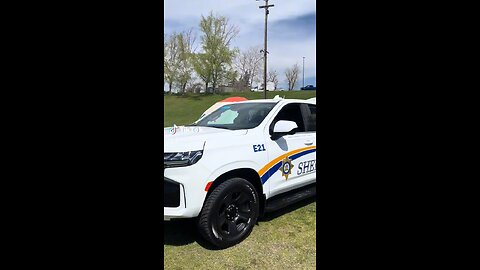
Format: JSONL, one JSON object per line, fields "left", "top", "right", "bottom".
{"left": 164, "top": 96, "right": 316, "bottom": 248}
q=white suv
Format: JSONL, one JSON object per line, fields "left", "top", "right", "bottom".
{"left": 164, "top": 97, "right": 316, "bottom": 248}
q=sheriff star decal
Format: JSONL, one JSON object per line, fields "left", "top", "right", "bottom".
{"left": 278, "top": 157, "right": 294, "bottom": 181}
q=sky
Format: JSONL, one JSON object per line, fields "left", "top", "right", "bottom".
{"left": 164, "top": 0, "right": 316, "bottom": 89}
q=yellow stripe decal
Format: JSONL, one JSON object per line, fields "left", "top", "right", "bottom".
{"left": 258, "top": 145, "right": 316, "bottom": 176}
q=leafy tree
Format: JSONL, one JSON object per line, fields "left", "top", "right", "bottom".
{"left": 164, "top": 32, "right": 180, "bottom": 93}
{"left": 191, "top": 53, "right": 212, "bottom": 93}
{"left": 194, "top": 12, "right": 239, "bottom": 93}
{"left": 175, "top": 29, "right": 196, "bottom": 94}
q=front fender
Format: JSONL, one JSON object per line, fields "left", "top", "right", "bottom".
{"left": 207, "top": 160, "right": 261, "bottom": 183}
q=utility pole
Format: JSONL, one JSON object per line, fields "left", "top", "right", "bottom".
{"left": 259, "top": 0, "right": 274, "bottom": 99}
{"left": 303, "top": 56, "right": 305, "bottom": 88}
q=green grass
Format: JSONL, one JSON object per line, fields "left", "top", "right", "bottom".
{"left": 164, "top": 91, "right": 317, "bottom": 270}
{"left": 164, "top": 199, "right": 316, "bottom": 270}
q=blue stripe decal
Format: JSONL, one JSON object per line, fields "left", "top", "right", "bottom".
{"left": 261, "top": 161, "right": 282, "bottom": 184}
{"left": 290, "top": 149, "right": 316, "bottom": 161}
{"left": 261, "top": 148, "right": 316, "bottom": 184}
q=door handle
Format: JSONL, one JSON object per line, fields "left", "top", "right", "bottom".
{"left": 304, "top": 140, "right": 314, "bottom": 145}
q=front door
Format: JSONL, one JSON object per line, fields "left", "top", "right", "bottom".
{"left": 262, "top": 103, "right": 317, "bottom": 198}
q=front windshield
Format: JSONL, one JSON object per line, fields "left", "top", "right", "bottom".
{"left": 194, "top": 102, "right": 277, "bottom": 130}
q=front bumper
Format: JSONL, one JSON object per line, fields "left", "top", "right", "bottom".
{"left": 163, "top": 176, "right": 188, "bottom": 220}
{"left": 164, "top": 163, "right": 212, "bottom": 221}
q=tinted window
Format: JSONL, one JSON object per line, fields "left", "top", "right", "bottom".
{"left": 270, "top": 103, "right": 305, "bottom": 133}
{"left": 305, "top": 104, "right": 316, "bottom": 131}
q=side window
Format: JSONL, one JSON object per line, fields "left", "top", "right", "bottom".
{"left": 304, "top": 104, "right": 316, "bottom": 132}
{"left": 269, "top": 103, "right": 306, "bottom": 134}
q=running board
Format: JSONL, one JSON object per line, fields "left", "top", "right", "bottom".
{"left": 265, "top": 184, "right": 316, "bottom": 213}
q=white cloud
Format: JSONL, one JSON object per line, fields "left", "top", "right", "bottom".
{"left": 164, "top": 0, "right": 316, "bottom": 25}
{"left": 165, "top": 0, "right": 316, "bottom": 88}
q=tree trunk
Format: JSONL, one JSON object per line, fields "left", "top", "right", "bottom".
{"left": 182, "top": 83, "right": 187, "bottom": 94}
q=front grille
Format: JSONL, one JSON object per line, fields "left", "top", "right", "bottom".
{"left": 164, "top": 177, "right": 180, "bottom": 207}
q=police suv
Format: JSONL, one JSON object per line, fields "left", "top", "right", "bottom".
{"left": 164, "top": 97, "right": 316, "bottom": 248}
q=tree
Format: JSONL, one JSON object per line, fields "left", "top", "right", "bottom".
{"left": 192, "top": 53, "right": 212, "bottom": 93}
{"left": 164, "top": 32, "right": 180, "bottom": 93}
{"left": 193, "top": 12, "right": 239, "bottom": 93}
{"left": 163, "top": 34, "right": 167, "bottom": 91}
{"left": 234, "top": 45, "right": 263, "bottom": 90}
{"left": 285, "top": 64, "right": 300, "bottom": 91}
{"left": 268, "top": 69, "right": 279, "bottom": 90}
{"left": 175, "top": 29, "right": 196, "bottom": 94}
{"left": 164, "top": 30, "right": 197, "bottom": 94}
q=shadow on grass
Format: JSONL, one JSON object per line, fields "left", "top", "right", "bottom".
{"left": 163, "top": 218, "right": 223, "bottom": 250}
{"left": 163, "top": 218, "right": 197, "bottom": 246}
{"left": 163, "top": 197, "right": 316, "bottom": 250}
{"left": 260, "top": 196, "right": 316, "bottom": 222}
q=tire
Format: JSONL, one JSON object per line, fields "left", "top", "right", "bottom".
{"left": 197, "top": 178, "right": 260, "bottom": 249}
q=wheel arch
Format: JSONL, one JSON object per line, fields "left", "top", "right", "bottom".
{"left": 206, "top": 168, "right": 266, "bottom": 215}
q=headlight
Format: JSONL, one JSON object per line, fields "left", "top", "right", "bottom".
{"left": 164, "top": 150, "right": 203, "bottom": 168}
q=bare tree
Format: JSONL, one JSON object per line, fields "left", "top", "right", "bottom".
{"left": 234, "top": 45, "right": 263, "bottom": 90}
{"left": 268, "top": 69, "right": 279, "bottom": 90}
{"left": 285, "top": 64, "right": 300, "bottom": 91}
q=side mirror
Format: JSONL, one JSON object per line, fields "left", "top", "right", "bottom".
{"left": 271, "top": 120, "right": 298, "bottom": 140}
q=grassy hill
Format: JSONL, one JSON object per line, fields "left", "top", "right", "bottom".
{"left": 164, "top": 90, "right": 317, "bottom": 269}
{"left": 164, "top": 91, "right": 316, "bottom": 127}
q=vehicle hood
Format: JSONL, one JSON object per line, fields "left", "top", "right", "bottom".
{"left": 164, "top": 126, "right": 248, "bottom": 152}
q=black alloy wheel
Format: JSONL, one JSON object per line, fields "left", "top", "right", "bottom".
{"left": 197, "top": 178, "right": 259, "bottom": 249}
